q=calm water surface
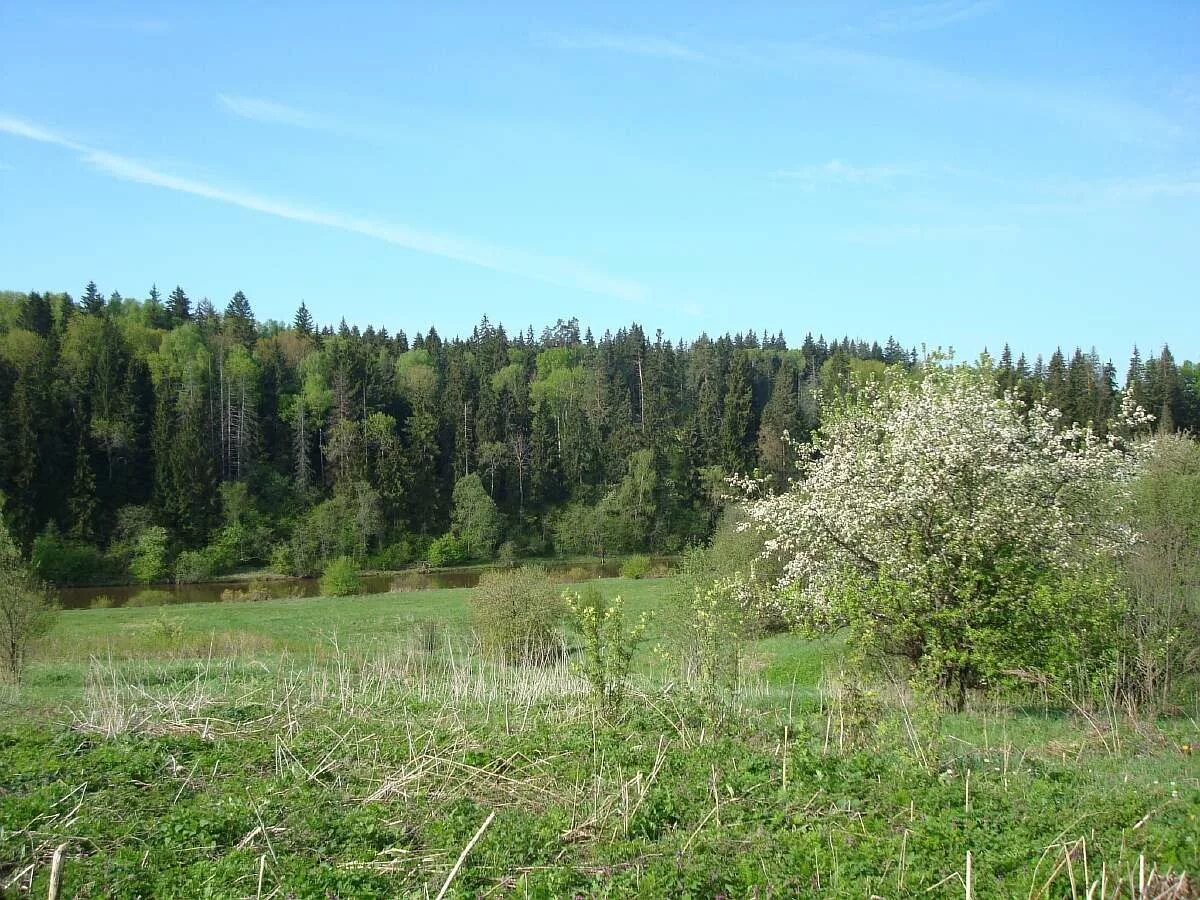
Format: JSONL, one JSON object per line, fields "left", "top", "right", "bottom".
{"left": 58, "top": 558, "right": 671, "bottom": 609}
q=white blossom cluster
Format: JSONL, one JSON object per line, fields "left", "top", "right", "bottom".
{"left": 739, "top": 363, "right": 1152, "bottom": 625}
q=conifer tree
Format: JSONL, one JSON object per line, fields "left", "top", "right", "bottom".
{"left": 167, "top": 285, "right": 191, "bottom": 322}
{"left": 81, "top": 281, "right": 105, "bottom": 315}
{"left": 293, "top": 301, "right": 314, "bottom": 337}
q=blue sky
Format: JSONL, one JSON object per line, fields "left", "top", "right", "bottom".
{"left": 1, "top": 1, "right": 1197, "bottom": 362}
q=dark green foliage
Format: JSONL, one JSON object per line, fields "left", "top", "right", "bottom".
{"left": 0, "top": 286, "right": 1196, "bottom": 588}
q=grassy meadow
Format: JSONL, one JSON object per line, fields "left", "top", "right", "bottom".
{"left": 2, "top": 575, "right": 1198, "bottom": 898}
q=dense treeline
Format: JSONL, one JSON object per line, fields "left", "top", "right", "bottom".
{"left": 0, "top": 284, "right": 1196, "bottom": 584}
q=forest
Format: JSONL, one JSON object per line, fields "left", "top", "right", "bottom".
{"left": 0, "top": 283, "right": 1197, "bottom": 587}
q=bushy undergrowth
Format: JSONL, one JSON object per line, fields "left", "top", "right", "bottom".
{"left": 319, "top": 556, "right": 361, "bottom": 597}
{"left": 1, "top": 643, "right": 1196, "bottom": 898}
{"left": 471, "top": 566, "right": 566, "bottom": 663}
{"left": 618, "top": 554, "right": 651, "bottom": 579}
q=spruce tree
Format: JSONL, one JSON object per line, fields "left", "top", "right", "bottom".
{"left": 167, "top": 285, "right": 191, "bottom": 322}
{"left": 81, "top": 281, "right": 105, "bottom": 315}
{"left": 293, "top": 301, "right": 314, "bottom": 337}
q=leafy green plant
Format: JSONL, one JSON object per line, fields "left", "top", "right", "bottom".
{"left": 619, "top": 554, "right": 651, "bottom": 579}
{"left": 320, "top": 556, "right": 361, "bottom": 597}
{"left": 150, "top": 613, "right": 183, "bottom": 641}
{"left": 427, "top": 533, "right": 467, "bottom": 568}
{"left": 0, "top": 520, "right": 57, "bottom": 682}
{"left": 30, "top": 528, "right": 111, "bottom": 583}
{"left": 565, "top": 586, "right": 649, "bottom": 712}
{"left": 659, "top": 577, "right": 745, "bottom": 710}
{"left": 471, "top": 566, "right": 565, "bottom": 664}
{"left": 129, "top": 526, "right": 170, "bottom": 584}
{"left": 173, "top": 548, "right": 217, "bottom": 584}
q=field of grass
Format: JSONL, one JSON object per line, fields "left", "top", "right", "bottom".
{"left": 2, "top": 575, "right": 1198, "bottom": 897}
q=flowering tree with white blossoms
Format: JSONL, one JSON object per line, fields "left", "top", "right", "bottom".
{"left": 740, "top": 359, "right": 1152, "bottom": 708}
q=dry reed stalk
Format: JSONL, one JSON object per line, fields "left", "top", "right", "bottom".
{"left": 434, "top": 810, "right": 495, "bottom": 900}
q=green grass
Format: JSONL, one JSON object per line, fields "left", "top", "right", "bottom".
{"left": 2, "top": 575, "right": 1198, "bottom": 897}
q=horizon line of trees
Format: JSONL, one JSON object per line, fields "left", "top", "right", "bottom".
{"left": 0, "top": 283, "right": 1196, "bottom": 585}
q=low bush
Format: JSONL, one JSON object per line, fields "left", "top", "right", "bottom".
{"left": 365, "top": 539, "right": 416, "bottom": 571}
{"left": 427, "top": 533, "right": 467, "bottom": 568}
{"left": 126, "top": 589, "right": 175, "bottom": 608}
{"left": 619, "top": 554, "right": 651, "bottom": 579}
{"left": 174, "top": 549, "right": 217, "bottom": 584}
{"left": 129, "top": 526, "right": 170, "bottom": 584}
{"left": 565, "top": 586, "right": 649, "bottom": 712}
{"left": 88, "top": 595, "right": 115, "bottom": 609}
{"left": 30, "top": 530, "right": 111, "bottom": 584}
{"left": 320, "top": 556, "right": 361, "bottom": 597}
{"left": 471, "top": 566, "right": 566, "bottom": 664}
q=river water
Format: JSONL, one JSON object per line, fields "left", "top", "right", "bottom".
{"left": 57, "top": 558, "right": 671, "bottom": 609}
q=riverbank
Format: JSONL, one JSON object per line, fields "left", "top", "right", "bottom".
{"left": 55, "top": 554, "right": 676, "bottom": 609}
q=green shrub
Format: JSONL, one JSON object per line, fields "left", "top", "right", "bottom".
{"left": 174, "top": 549, "right": 217, "bottom": 584}
{"left": 365, "top": 539, "right": 415, "bottom": 571}
{"left": 30, "top": 529, "right": 110, "bottom": 584}
{"left": 126, "top": 589, "right": 175, "bottom": 608}
{"left": 471, "top": 566, "right": 566, "bottom": 664}
{"left": 565, "top": 586, "right": 649, "bottom": 712}
{"left": 1119, "top": 433, "right": 1200, "bottom": 709}
{"left": 268, "top": 542, "right": 296, "bottom": 577}
{"left": 619, "top": 554, "right": 651, "bottom": 579}
{"left": 426, "top": 534, "right": 467, "bottom": 568}
{"left": 320, "top": 556, "right": 361, "bottom": 597}
{"left": 129, "top": 526, "right": 169, "bottom": 584}
{"left": 150, "top": 613, "right": 183, "bottom": 641}
{"left": 88, "top": 595, "right": 115, "bottom": 609}
{"left": 0, "top": 521, "right": 58, "bottom": 682}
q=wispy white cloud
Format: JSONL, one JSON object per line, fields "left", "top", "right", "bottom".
{"left": 217, "top": 95, "right": 333, "bottom": 131}
{"left": 869, "top": 0, "right": 1000, "bottom": 34}
{"left": 840, "top": 221, "right": 1021, "bottom": 243}
{"left": 538, "top": 30, "right": 710, "bottom": 63}
{"left": 0, "top": 114, "right": 647, "bottom": 304}
{"left": 542, "top": 25, "right": 1180, "bottom": 146}
{"left": 755, "top": 43, "right": 1183, "bottom": 146}
{"left": 773, "top": 159, "right": 918, "bottom": 188}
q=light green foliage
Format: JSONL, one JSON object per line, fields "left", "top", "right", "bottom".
{"left": 426, "top": 533, "right": 467, "bottom": 568}
{"left": 282, "top": 483, "right": 384, "bottom": 576}
{"left": 0, "top": 518, "right": 57, "bottom": 681}
{"left": 0, "top": 576, "right": 1198, "bottom": 896}
{"left": 619, "top": 554, "right": 651, "bottom": 579}
{"left": 320, "top": 556, "right": 362, "bottom": 597}
{"left": 173, "top": 549, "right": 217, "bottom": 584}
{"left": 565, "top": 586, "right": 648, "bottom": 711}
{"left": 129, "top": 526, "right": 169, "bottom": 584}
{"left": 1122, "top": 434, "right": 1200, "bottom": 708}
{"left": 396, "top": 349, "right": 438, "bottom": 411}
{"left": 451, "top": 473, "right": 501, "bottom": 559}
{"left": 471, "top": 566, "right": 566, "bottom": 663}
{"left": 659, "top": 577, "right": 745, "bottom": 707}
